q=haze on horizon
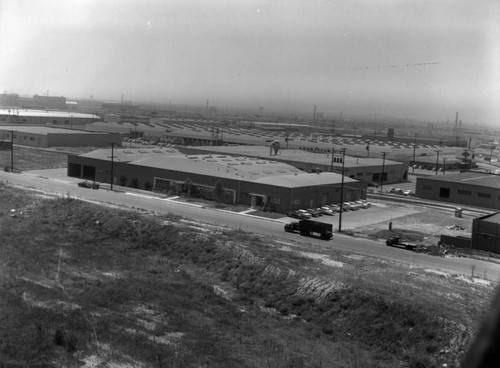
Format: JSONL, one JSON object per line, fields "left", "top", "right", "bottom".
{"left": 0, "top": 0, "right": 498, "bottom": 125}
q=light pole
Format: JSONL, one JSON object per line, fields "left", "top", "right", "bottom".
{"left": 338, "top": 148, "right": 346, "bottom": 233}
{"left": 435, "top": 150, "right": 441, "bottom": 175}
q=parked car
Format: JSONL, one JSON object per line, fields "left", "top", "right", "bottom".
{"left": 386, "top": 187, "right": 396, "bottom": 193}
{"left": 307, "top": 208, "right": 321, "bottom": 217}
{"left": 394, "top": 188, "right": 405, "bottom": 195}
{"left": 77, "top": 180, "right": 99, "bottom": 190}
{"left": 403, "top": 190, "right": 415, "bottom": 196}
{"left": 344, "top": 202, "right": 359, "bottom": 210}
{"left": 319, "top": 206, "right": 334, "bottom": 216}
{"left": 288, "top": 209, "right": 312, "bottom": 219}
{"left": 355, "top": 200, "right": 369, "bottom": 209}
{"left": 328, "top": 204, "right": 341, "bottom": 212}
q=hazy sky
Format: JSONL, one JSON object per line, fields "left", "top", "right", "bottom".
{"left": 1, "top": 0, "right": 498, "bottom": 124}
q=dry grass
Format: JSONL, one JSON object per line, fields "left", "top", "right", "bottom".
{"left": 0, "top": 183, "right": 496, "bottom": 367}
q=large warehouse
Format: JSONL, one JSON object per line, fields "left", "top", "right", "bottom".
{"left": 0, "top": 109, "right": 99, "bottom": 126}
{"left": 415, "top": 172, "right": 500, "bottom": 210}
{"left": 181, "top": 145, "right": 408, "bottom": 185}
{"left": 67, "top": 148, "right": 367, "bottom": 213}
{"left": 0, "top": 126, "right": 121, "bottom": 148}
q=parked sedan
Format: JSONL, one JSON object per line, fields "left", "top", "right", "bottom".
{"left": 77, "top": 180, "right": 99, "bottom": 190}
{"left": 319, "top": 206, "right": 335, "bottom": 216}
{"left": 307, "top": 208, "right": 321, "bottom": 217}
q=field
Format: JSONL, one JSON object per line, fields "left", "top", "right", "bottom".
{"left": 0, "top": 183, "right": 496, "bottom": 367}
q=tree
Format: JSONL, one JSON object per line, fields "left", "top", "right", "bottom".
{"left": 213, "top": 181, "right": 224, "bottom": 207}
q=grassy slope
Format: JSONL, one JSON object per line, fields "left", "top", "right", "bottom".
{"left": 0, "top": 184, "right": 495, "bottom": 367}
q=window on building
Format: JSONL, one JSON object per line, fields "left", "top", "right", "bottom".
{"left": 439, "top": 187, "right": 450, "bottom": 198}
{"left": 356, "top": 172, "right": 363, "bottom": 177}
{"left": 457, "top": 189, "right": 471, "bottom": 196}
{"left": 292, "top": 199, "right": 300, "bottom": 205}
{"left": 29, "top": 137, "right": 35, "bottom": 141}
{"left": 372, "top": 173, "right": 380, "bottom": 181}
{"left": 478, "top": 192, "right": 491, "bottom": 199}
{"left": 270, "top": 197, "right": 281, "bottom": 204}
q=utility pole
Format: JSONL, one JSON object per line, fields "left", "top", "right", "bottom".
{"left": 330, "top": 146, "right": 335, "bottom": 172}
{"left": 412, "top": 143, "right": 416, "bottom": 174}
{"left": 380, "top": 152, "right": 388, "bottom": 192}
{"left": 110, "top": 143, "right": 115, "bottom": 190}
{"left": 338, "top": 148, "right": 346, "bottom": 233}
{"left": 10, "top": 130, "right": 14, "bottom": 172}
{"left": 435, "top": 150, "right": 441, "bottom": 175}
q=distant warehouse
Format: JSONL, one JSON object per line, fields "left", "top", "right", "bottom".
{"left": 182, "top": 145, "right": 409, "bottom": 185}
{"left": 416, "top": 172, "right": 500, "bottom": 210}
{"left": 67, "top": 148, "right": 367, "bottom": 213}
{"left": 0, "top": 109, "right": 99, "bottom": 126}
{"left": 0, "top": 126, "right": 121, "bottom": 148}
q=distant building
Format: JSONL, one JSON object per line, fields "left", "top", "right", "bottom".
{"left": 0, "top": 109, "right": 99, "bottom": 126}
{"left": 0, "top": 93, "right": 19, "bottom": 107}
{"left": 33, "top": 95, "right": 66, "bottom": 110}
{"left": 415, "top": 172, "right": 500, "bottom": 210}
{"left": 182, "top": 145, "right": 409, "bottom": 185}
{"left": 472, "top": 213, "right": 500, "bottom": 254}
{"left": 67, "top": 148, "right": 367, "bottom": 212}
{"left": 0, "top": 126, "right": 121, "bottom": 148}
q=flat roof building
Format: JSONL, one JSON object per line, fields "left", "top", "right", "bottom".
{"left": 181, "top": 145, "right": 408, "bottom": 185}
{"left": 0, "top": 126, "right": 121, "bottom": 148}
{"left": 0, "top": 109, "right": 99, "bottom": 126}
{"left": 416, "top": 172, "right": 500, "bottom": 210}
{"left": 68, "top": 148, "right": 367, "bottom": 213}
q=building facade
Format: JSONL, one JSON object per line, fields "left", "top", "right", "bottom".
{"left": 471, "top": 213, "right": 500, "bottom": 254}
{"left": 67, "top": 148, "right": 367, "bottom": 213}
{"left": 416, "top": 173, "right": 500, "bottom": 210}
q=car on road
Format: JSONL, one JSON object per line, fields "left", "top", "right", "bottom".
{"left": 403, "top": 190, "right": 415, "bottom": 196}
{"left": 77, "top": 180, "right": 100, "bottom": 190}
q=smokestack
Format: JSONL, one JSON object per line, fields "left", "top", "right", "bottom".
{"left": 313, "top": 105, "right": 317, "bottom": 122}
{"left": 454, "top": 112, "right": 459, "bottom": 130}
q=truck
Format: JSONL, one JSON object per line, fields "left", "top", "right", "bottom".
{"left": 385, "top": 236, "right": 417, "bottom": 251}
{"left": 284, "top": 219, "right": 333, "bottom": 240}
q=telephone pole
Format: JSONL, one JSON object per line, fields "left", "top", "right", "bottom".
{"left": 380, "top": 152, "right": 388, "bottom": 192}
{"left": 338, "top": 148, "right": 346, "bottom": 233}
{"left": 110, "top": 143, "right": 115, "bottom": 190}
{"left": 435, "top": 150, "right": 442, "bottom": 175}
{"left": 330, "top": 146, "right": 335, "bottom": 172}
{"left": 10, "top": 130, "right": 14, "bottom": 172}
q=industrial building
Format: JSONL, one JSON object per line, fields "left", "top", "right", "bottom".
{"left": 471, "top": 213, "right": 500, "bottom": 254}
{"left": 181, "top": 145, "right": 408, "bottom": 185}
{"left": 0, "top": 109, "right": 99, "bottom": 126}
{"left": 0, "top": 126, "right": 121, "bottom": 148}
{"left": 415, "top": 172, "right": 500, "bottom": 210}
{"left": 67, "top": 148, "right": 367, "bottom": 213}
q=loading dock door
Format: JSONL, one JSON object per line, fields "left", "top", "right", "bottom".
{"left": 82, "top": 165, "right": 96, "bottom": 180}
{"left": 67, "top": 163, "right": 81, "bottom": 178}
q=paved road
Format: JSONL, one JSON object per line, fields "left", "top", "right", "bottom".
{"left": 2, "top": 169, "right": 500, "bottom": 282}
